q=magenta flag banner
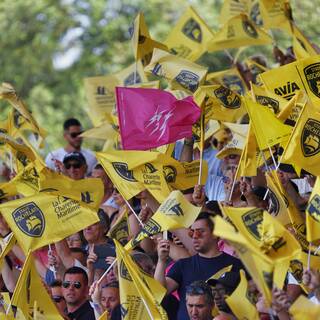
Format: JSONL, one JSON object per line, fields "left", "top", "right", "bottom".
{"left": 116, "top": 87, "right": 201, "bottom": 150}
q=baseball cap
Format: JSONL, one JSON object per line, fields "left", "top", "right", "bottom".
{"left": 207, "top": 271, "right": 241, "bottom": 292}
{"left": 63, "top": 152, "right": 86, "bottom": 165}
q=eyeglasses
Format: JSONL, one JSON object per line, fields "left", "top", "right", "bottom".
{"left": 65, "top": 162, "right": 82, "bottom": 169}
{"left": 52, "top": 295, "right": 65, "bottom": 303}
{"left": 188, "top": 228, "right": 206, "bottom": 238}
{"left": 62, "top": 281, "right": 82, "bottom": 289}
{"left": 69, "top": 132, "right": 83, "bottom": 138}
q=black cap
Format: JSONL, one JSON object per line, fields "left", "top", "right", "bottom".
{"left": 207, "top": 271, "right": 241, "bottom": 292}
{"left": 63, "top": 152, "right": 86, "bottom": 165}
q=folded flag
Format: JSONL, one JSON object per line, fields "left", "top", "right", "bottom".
{"left": 116, "top": 87, "right": 201, "bottom": 150}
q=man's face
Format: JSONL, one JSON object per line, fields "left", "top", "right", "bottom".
{"left": 186, "top": 294, "right": 213, "bottom": 320}
{"left": 62, "top": 273, "right": 88, "bottom": 307}
{"left": 101, "top": 287, "right": 120, "bottom": 314}
{"left": 83, "top": 222, "right": 104, "bottom": 244}
{"left": 64, "top": 160, "right": 87, "bottom": 180}
{"left": 64, "top": 125, "right": 83, "bottom": 149}
{"left": 91, "top": 168, "right": 113, "bottom": 193}
{"left": 189, "top": 219, "right": 215, "bottom": 253}
{"left": 213, "top": 284, "right": 231, "bottom": 313}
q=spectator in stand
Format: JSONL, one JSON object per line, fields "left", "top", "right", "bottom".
{"left": 63, "top": 152, "right": 88, "bottom": 180}
{"left": 45, "top": 118, "right": 96, "bottom": 174}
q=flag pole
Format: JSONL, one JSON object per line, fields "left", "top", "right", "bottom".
{"left": 134, "top": 61, "right": 138, "bottom": 84}
{"left": 141, "top": 296, "right": 155, "bottom": 320}
{"left": 97, "top": 259, "right": 117, "bottom": 285}
{"left": 123, "top": 198, "right": 144, "bottom": 227}
{"left": 48, "top": 244, "right": 57, "bottom": 279}
{"left": 307, "top": 242, "right": 312, "bottom": 271}
{"left": 197, "top": 112, "right": 205, "bottom": 185}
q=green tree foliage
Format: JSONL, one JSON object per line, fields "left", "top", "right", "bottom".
{"left": 0, "top": 0, "right": 318, "bottom": 150}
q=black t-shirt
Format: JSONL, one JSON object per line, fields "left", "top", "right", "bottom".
{"left": 67, "top": 301, "right": 95, "bottom": 320}
{"left": 167, "top": 253, "right": 245, "bottom": 320}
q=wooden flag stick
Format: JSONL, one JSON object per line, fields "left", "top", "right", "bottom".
{"left": 198, "top": 112, "right": 205, "bottom": 185}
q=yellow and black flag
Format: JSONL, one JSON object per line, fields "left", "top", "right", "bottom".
{"left": 165, "top": 6, "right": 214, "bottom": 61}
{"left": 306, "top": 177, "right": 320, "bottom": 242}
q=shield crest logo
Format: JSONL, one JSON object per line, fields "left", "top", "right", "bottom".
{"left": 307, "top": 194, "right": 320, "bottom": 222}
{"left": 242, "top": 18, "right": 258, "bottom": 39}
{"left": 174, "top": 70, "right": 200, "bottom": 92}
{"left": 256, "top": 95, "right": 280, "bottom": 114}
{"left": 301, "top": 118, "right": 320, "bottom": 157}
{"left": 222, "top": 75, "right": 245, "bottom": 95}
{"left": 182, "top": 18, "right": 202, "bottom": 43}
{"left": 112, "top": 162, "right": 137, "bottom": 182}
{"left": 119, "top": 261, "right": 132, "bottom": 281}
{"left": 267, "top": 189, "right": 280, "bottom": 216}
{"left": 12, "top": 202, "right": 45, "bottom": 237}
{"left": 304, "top": 63, "right": 320, "bottom": 98}
{"left": 163, "top": 165, "right": 177, "bottom": 183}
{"left": 241, "top": 208, "right": 263, "bottom": 240}
{"left": 214, "top": 86, "right": 241, "bottom": 109}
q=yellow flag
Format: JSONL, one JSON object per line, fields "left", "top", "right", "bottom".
{"left": 0, "top": 193, "right": 99, "bottom": 253}
{"left": 265, "top": 171, "right": 292, "bottom": 227}
{"left": 292, "top": 23, "right": 318, "bottom": 60}
{"left": 259, "top": 0, "right": 292, "bottom": 33}
{"left": 81, "top": 121, "right": 119, "bottom": 143}
{"left": 206, "top": 67, "right": 247, "bottom": 95}
{"left": 165, "top": 6, "right": 214, "bottom": 61}
{"left": 115, "top": 240, "right": 168, "bottom": 319}
{"left": 219, "top": 0, "right": 249, "bottom": 25}
{"left": 244, "top": 97, "right": 292, "bottom": 150}
{"left": 289, "top": 295, "right": 320, "bottom": 319}
{"left": 0, "top": 233, "right": 16, "bottom": 269}
{"left": 11, "top": 252, "right": 64, "bottom": 320}
{"left": 193, "top": 85, "right": 246, "bottom": 123}
{"left": 126, "top": 190, "right": 201, "bottom": 250}
{"left": 98, "top": 310, "right": 109, "bottom": 320}
{"left": 38, "top": 170, "right": 104, "bottom": 210}
{"left": 226, "top": 270, "right": 259, "bottom": 320}
{"left": 306, "top": 177, "right": 320, "bottom": 242}
{"left": 207, "top": 14, "right": 272, "bottom": 52}
{"left": 281, "top": 100, "right": 320, "bottom": 176}
{"left": 207, "top": 265, "right": 233, "bottom": 281}
{"left": 108, "top": 209, "right": 130, "bottom": 246}
{"left": 260, "top": 60, "right": 303, "bottom": 101}
{"left": 144, "top": 48, "right": 208, "bottom": 93}
{"left": 131, "top": 12, "right": 168, "bottom": 66}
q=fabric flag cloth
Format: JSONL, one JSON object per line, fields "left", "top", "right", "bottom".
{"left": 289, "top": 295, "right": 320, "bottom": 319}
{"left": 244, "top": 97, "right": 292, "bottom": 150}
{"left": 0, "top": 193, "right": 99, "bottom": 253}
{"left": 193, "top": 85, "right": 246, "bottom": 123}
{"left": 281, "top": 100, "right": 320, "bottom": 176}
{"left": 226, "top": 270, "right": 259, "bottom": 320}
{"left": 115, "top": 240, "right": 168, "bottom": 320}
{"left": 125, "top": 190, "right": 201, "bottom": 250}
{"left": 0, "top": 233, "right": 16, "bottom": 269}
{"left": 164, "top": 6, "right": 214, "bottom": 61}
{"left": 116, "top": 87, "right": 201, "bottom": 150}
{"left": 306, "top": 177, "right": 320, "bottom": 242}
{"left": 131, "top": 12, "right": 168, "bottom": 66}
{"left": 218, "top": 0, "right": 249, "bottom": 26}
{"left": 206, "top": 67, "right": 247, "bottom": 95}
{"left": 11, "top": 252, "right": 64, "bottom": 320}
{"left": 144, "top": 48, "right": 208, "bottom": 93}
{"left": 207, "top": 14, "right": 272, "bottom": 52}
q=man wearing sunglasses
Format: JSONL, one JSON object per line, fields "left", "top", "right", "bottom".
{"left": 62, "top": 266, "right": 95, "bottom": 320}
{"left": 45, "top": 118, "right": 96, "bottom": 174}
{"left": 63, "top": 152, "right": 88, "bottom": 180}
{"left": 155, "top": 212, "right": 244, "bottom": 320}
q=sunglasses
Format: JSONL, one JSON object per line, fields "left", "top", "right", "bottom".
{"left": 52, "top": 295, "right": 65, "bottom": 303}
{"left": 188, "top": 228, "right": 206, "bottom": 238}
{"left": 69, "top": 132, "right": 83, "bottom": 138}
{"left": 65, "top": 162, "right": 82, "bottom": 169}
{"left": 62, "top": 281, "right": 82, "bottom": 289}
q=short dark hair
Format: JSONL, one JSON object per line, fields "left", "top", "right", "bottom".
{"left": 50, "top": 279, "right": 62, "bottom": 288}
{"left": 195, "top": 212, "right": 215, "bottom": 231}
{"left": 102, "top": 281, "right": 119, "bottom": 289}
{"left": 186, "top": 280, "right": 214, "bottom": 305}
{"left": 63, "top": 266, "right": 88, "bottom": 284}
{"left": 63, "top": 118, "right": 81, "bottom": 131}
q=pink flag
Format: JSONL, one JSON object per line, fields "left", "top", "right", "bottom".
{"left": 116, "top": 87, "right": 201, "bottom": 150}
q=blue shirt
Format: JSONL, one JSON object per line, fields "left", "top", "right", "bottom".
{"left": 167, "top": 253, "right": 244, "bottom": 320}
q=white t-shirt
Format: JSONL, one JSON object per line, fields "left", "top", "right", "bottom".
{"left": 45, "top": 148, "right": 97, "bottom": 174}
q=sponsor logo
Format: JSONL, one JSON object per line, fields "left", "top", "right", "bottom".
{"left": 174, "top": 70, "right": 200, "bottom": 92}
{"left": 250, "top": 2, "right": 263, "bottom": 26}
{"left": 290, "top": 259, "right": 303, "bottom": 282}
{"left": 81, "top": 192, "right": 94, "bottom": 204}
{"left": 169, "top": 203, "right": 183, "bottom": 216}
{"left": 267, "top": 189, "right": 280, "bottom": 216}
{"left": 119, "top": 260, "right": 132, "bottom": 281}
{"left": 112, "top": 162, "right": 137, "bottom": 182}
{"left": 214, "top": 85, "right": 241, "bottom": 109}
{"left": 301, "top": 118, "right": 320, "bottom": 157}
{"left": 307, "top": 194, "right": 320, "bottom": 222}
{"left": 274, "top": 82, "right": 300, "bottom": 100}
{"left": 163, "top": 165, "right": 177, "bottom": 183}
{"left": 12, "top": 202, "right": 45, "bottom": 237}
{"left": 242, "top": 208, "right": 263, "bottom": 240}
{"left": 304, "top": 63, "right": 320, "bottom": 98}
{"left": 123, "top": 72, "right": 142, "bottom": 86}
{"left": 182, "top": 18, "right": 202, "bottom": 43}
